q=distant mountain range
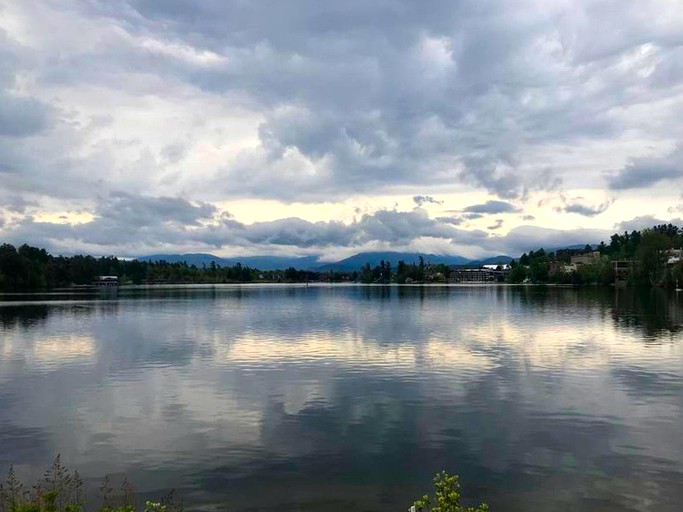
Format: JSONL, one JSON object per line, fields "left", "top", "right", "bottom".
{"left": 315, "top": 252, "right": 471, "bottom": 272}
{"left": 137, "top": 253, "right": 320, "bottom": 270}
{"left": 137, "top": 251, "right": 514, "bottom": 271}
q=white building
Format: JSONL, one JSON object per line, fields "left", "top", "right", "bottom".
{"left": 482, "top": 263, "right": 510, "bottom": 270}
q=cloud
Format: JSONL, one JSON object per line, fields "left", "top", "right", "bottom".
{"left": 487, "top": 219, "right": 504, "bottom": 231}
{"left": 412, "top": 195, "right": 442, "bottom": 207}
{"left": 95, "top": 192, "right": 217, "bottom": 228}
{"left": 3, "top": 196, "right": 39, "bottom": 214}
{"left": 1, "top": 192, "right": 217, "bottom": 250}
{"left": 562, "top": 200, "right": 613, "bottom": 217}
{"left": 460, "top": 155, "right": 525, "bottom": 199}
{"left": 616, "top": 216, "right": 683, "bottom": 233}
{"left": 435, "top": 215, "right": 463, "bottom": 226}
{"left": 499, "top": 226, "right": 612, "bottom": 255}
{"left": 1, "top": 0, "right": 682, "bottom": 205}
{"left": 0, "top": 31, "right": 51, "bottom": 137}
{"left": 2, "top": 195, "right": 471, "bottom": 254}
{"left": 1, "top": 0, "right": 683, "bottom": 256}
{"left": 463, "top": 200, "right": 520, "bottom": 214}
{"left": 607, "top": 146, "right": 683, "bottom": 190}
{"left": 668, "top": 203, "right": 683, "bottom": 214}
{"left": 462, "top": 213, "right": 484, "bottom": 220}
{"left": 1, "top": 191, "right": 637, "bottom": 261}
{"left": 0, "top": 93, "right": 52, "bottom": 137}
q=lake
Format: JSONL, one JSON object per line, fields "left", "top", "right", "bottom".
{"left": 1, "top": 285, "right": 682, "bottom": 511}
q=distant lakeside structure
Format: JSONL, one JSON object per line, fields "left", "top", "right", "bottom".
{"left": 92, "top": 275, "right": 119, "bottom": 287}
{"left": 448, "top": 264, "right": 510, "bottom": 284}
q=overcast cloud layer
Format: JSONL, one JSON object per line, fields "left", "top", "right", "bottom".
{"left": 1, "top": 0, "right": 682, "bottom": 259}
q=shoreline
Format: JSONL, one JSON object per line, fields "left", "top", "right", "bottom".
{"left": 0, "top": 281, "right": 653, "bottom": 295}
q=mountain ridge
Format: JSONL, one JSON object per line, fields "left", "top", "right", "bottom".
{"left": 137, "top": 251, "right": 513, "bottom": 271}
{"left": 137, "top": 253, "right": 320, "bottom": 270}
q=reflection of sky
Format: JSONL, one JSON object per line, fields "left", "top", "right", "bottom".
{"left": 0, "top": 286, "right": 682, "bottom": 511}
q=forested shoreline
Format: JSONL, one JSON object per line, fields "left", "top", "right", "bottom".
{"left": 0, "top": 244, "right": 297, "bottom": 290}
{"left": 1, "top": 224, "right": 682, "bottom": 291}
{"left": 507, "top": 224, "right": 683, "bottom": 287}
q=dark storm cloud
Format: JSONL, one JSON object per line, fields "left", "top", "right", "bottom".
{"left": 463, "top": 200, "right": 520, "bottom": 214}
{"left": 607, "top": 146, "right": 683, "bottom": 190}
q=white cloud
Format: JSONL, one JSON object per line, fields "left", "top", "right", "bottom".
{"left": 1, "top": 0, "right": 683, "bottom": 256}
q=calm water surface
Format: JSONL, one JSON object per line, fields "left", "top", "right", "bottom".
{"left": 1, "top": 285, "right": 682, "bottom": 511}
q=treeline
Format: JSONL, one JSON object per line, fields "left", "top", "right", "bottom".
{"left": 283, "top": 258, "right": 451, "bottom": 284}
{"left": 356, "top": 257, "right": 451, "bottom": 284}
{"left": 0, "top": 243, "right": 345, "bottom": 291}
{"left": 0, "top": 243, "right": 261, "bottom": 290}
{"left": 508, "top": 224, "right": 683, "bottom": 287}
{"left": 3, "top": 222, "right": 682, "bottom": 291}
{"left": 0, "top": 242, "right": 458, "bottom": 291}
{"left": 0, "top": 242, "right": 446, "bottom": 291}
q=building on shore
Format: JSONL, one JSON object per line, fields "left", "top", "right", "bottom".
{"left": 449, "top": 267, "right": 509, "bottom": 283}
{"left": 482, "top": 263, "right": 511, "bottom": 271}
{"left": 665, "top": 248, "right": 682, "bottom": 266}
{"left": 93, "top": 275, "right": 119, "bottom": 287}
{"left": 549, "top": 261, "right": 578, "bottom": 274}
{"left": 570, "top": 251, "right": 602, "bottom": 266}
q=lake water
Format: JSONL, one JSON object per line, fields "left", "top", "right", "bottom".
{"left": 1, "top": 285, "right": 682, "bottom": 511}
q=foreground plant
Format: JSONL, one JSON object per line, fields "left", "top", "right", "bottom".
{"left": 409, "top": 471, "right": 489, "bottom": 512}
{"left": 0, "top": 456, "right": 181, "bottom": 512}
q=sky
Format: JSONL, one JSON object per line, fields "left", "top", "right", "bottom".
{"left": 0, "top": 0, "right": 682, "bottom": 261}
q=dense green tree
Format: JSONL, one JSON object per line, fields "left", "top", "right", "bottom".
{"left": 507, "top": 264, "right": 527, "bottom": 283}
{"left": 635, "top": 230, "right": 671, "bottom": 286}
{"left": 409, "top": 471, "right": 489, "bottom": 512}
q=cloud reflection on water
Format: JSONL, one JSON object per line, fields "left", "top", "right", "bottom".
{"left": 0, "top": 285, "right": 682, "bottom": 511}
